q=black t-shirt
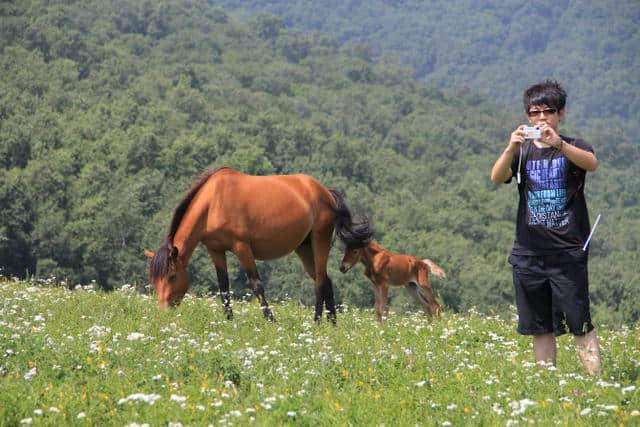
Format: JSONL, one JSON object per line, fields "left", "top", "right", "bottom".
{"left": 507, "top": 136, "right": 594, "bottom": 255}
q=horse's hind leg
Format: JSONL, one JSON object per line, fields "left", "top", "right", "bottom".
{"left": 416, "top": 264, "right": 441, "bottom": 318}
{"left": 207, "top": 248, "right": 233, "bottom": 320}
{"left": 234, "top": 243, "right": 275, "bottom": 321}
{"left": 296, "top": 239, "right": 335, "bottom": 324}
{"left": 417, "top": 286, "right": 441, "bottom": 318}
{"left": 405, "top": 283, "right": 434, "bottom": 319}
{"left": 294, "top": 239, "right": 319, "bottom": 311}
{"left": 311, "top": 229, "right": 337, "bottom": 324}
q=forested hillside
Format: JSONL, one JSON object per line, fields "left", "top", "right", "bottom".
{"left": 1, "top": 0, "right": 639, "bottom": 324}
{"left": 216, "top": 0, "right": 640, "bottom": 139}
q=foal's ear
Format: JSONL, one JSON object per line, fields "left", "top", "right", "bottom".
{"left": 144, "top": 249, "right": 155, "bottom": 259}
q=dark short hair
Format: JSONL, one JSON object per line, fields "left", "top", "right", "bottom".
{"left": 523, "top": 80, "right": 567, "bottom": 113}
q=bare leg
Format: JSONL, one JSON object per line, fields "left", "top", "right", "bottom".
{"left": 575, "top": 330, "right": 601, "bottom": 375}
{"left": 533, "top": 333, "right": 557, "bottom": 367}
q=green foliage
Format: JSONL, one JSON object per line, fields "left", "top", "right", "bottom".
{"left": 216, "top": 0, "right": 640, "bottom": 139}
{"left": 0, "top": 0, "right": 638, "bottom": 325}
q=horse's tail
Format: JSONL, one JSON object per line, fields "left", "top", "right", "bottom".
{"left": 329, "top": 189, "right": 374, "bottom": 247}
{"left": 421, "top": 258, "right": 446, "bottom": 278}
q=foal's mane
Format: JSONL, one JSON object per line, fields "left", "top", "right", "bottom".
{"left": 150, "top": 167, "right": 228, "bottom": 281}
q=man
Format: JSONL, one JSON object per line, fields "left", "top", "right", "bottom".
{"left": 490, "top": 80, "right": 601, "bottom": 375}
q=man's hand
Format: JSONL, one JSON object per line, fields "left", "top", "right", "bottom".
{"left": 538, "top": 123, "right": 563, "bottom": 149}
{"left": 507, "top": 125, "right": 527, "bottom": 153}
{"left": 491, "top": 125, "right": 527, "bottom": 184}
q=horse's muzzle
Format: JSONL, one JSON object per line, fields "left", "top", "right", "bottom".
{"left": 339, "top": 264, "right": 351, "bottom": 273}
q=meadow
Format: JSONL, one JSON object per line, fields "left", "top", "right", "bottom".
{"left": 1, "top": 279, "right": 639, "bottom": 426}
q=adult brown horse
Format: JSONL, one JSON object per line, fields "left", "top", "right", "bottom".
{"left": 144, "top": 167, "right": 372, "bottom": 323}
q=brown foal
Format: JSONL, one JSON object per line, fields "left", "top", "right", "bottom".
{"left": 339, "top": 241, "right": 445, "bottom": 321}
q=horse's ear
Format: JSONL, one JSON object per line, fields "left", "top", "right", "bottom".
{"left": 144, "top": 249, "right": 155, "bottom": 259}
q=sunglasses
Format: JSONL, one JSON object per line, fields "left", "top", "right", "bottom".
{"left": 527, "top": 108, "right": 558, "bottom": 117}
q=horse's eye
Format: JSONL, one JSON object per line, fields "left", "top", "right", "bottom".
{"left": 168, "top": 274, "right": 176, "bottom": 283}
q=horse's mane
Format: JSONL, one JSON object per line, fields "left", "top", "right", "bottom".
{"left": 150, "top": 167, "right": 228, "bottom": 281}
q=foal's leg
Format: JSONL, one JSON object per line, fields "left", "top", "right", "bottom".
{"left": 416, "top": 284, "right": 441, "bottom": 318}
{"left": 207, "top": 248, "right": 233, "bottom": 320}
{"left": 370, "top": 283, "right": 383, "bottom": 322}
{"left": 405, "top": 283, "right": 434, "bottom": 319}
{"left": 378, "top": 283, "right": 390, "bottom": 321}
{"left": 233, "top": 243, "right": 274, "bottom": 321}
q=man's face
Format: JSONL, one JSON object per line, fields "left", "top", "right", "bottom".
{"left": 527, "top": 104, "right": 564, "bottom": 130}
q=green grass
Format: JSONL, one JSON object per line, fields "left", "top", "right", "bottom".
{"left": 1, "top": 279, "right": 639, "bottom": 426}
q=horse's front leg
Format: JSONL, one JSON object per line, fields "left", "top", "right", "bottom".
{"left": 207, "top": 248, "right": 233, "bottom": 320}
{"left": 234, "top": 243, "right": 275, "bottom": 321}
{"left": 378, "top": 282, "right": 390, "bottom": 321}
{"left": 369, "top": 281, "right": 383, "bottom": 322}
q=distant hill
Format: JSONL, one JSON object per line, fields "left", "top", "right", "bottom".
{"left": 215, "top": 0, "right": 640, "bottom": 140}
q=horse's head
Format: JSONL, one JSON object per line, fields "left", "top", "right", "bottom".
{"left": 144, "top": 244, "right": 189, "bottom": 309}
{"left": 339, "top": 245, "right": 365, "bottom": 273}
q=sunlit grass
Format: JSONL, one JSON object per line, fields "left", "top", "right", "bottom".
{"left": 1, "top": 278, "right": 639, "bottom": 426}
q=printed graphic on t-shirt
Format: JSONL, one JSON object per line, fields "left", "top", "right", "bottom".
{"left": 526, "top": 157, "right": 569, "bottom": 229}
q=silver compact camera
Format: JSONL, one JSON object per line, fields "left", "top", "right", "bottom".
{"left": 523, "top": 126, "right": 541, "bottom": 140}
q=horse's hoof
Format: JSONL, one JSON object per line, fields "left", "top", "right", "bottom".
{"left": 263, "top": 308, "right": 275, "bottom": 321}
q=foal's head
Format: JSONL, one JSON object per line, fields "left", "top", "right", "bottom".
{"left": 144, "top": 244, "right": 189, "bottom": 309}
{"left": 339, "top": 244, "right": 366, "bottom": 273}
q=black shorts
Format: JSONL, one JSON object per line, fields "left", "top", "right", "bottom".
{"left": 509, "top": 249, "right": 594, "bottom": 337}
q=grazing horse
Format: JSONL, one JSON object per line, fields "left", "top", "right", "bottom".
{"left": 339, "top": 241, "right": 445, "bottom": 321}
{"left": 144, "top": 167, "right": 372, "bottom": 323}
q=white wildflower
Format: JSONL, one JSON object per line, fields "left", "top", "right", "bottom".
{"left": 24, "top": 367, "right": 37, "bottom": 381}
{"left": 117, "top": 393, "right": 161, "bottom": 405}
